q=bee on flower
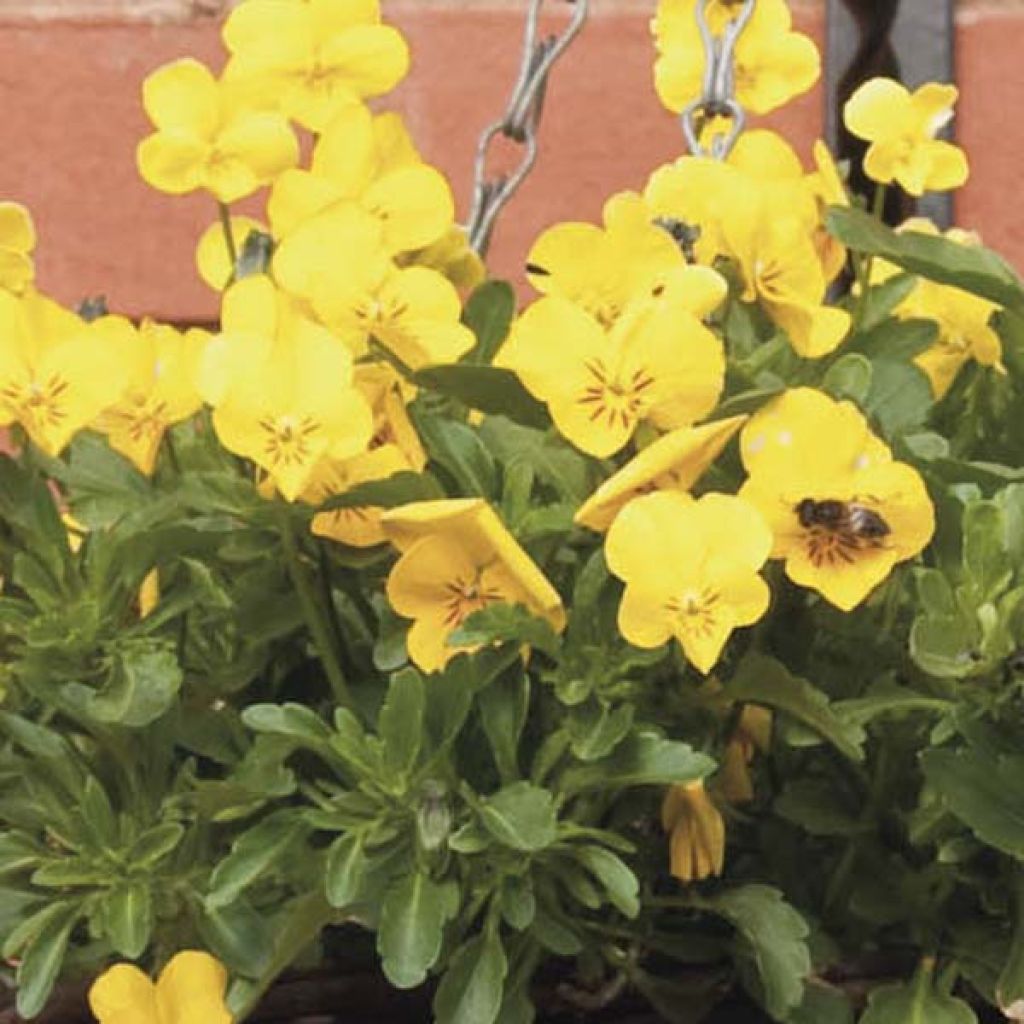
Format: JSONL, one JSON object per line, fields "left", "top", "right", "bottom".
{"left": 739, "top": 388, "right": 935, "bottom": 611}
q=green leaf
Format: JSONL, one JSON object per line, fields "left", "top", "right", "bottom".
{"left": 325, "top": 832, "right": 368, "bottom": 908}
{"left": 997, "top": 873, "right": 1024, "bottom": 1017}
{"left": 15, "top": 901, "right": 80, "bottom": 1019}
{"left": 857, "top": 273, "right": 918, "bottom": 332}
{"left": 726, "top": 654, "right": 865, "bottom": 762}
{"left": 559, "top": 732, "right": 715, "bottom": 793}
{"left": 573, "top": 845, "right": 639, "bottom": 918}
{"left": 378, "top": 871, "right": 460, "bottom": 989}
{"left": 378, "top": 668, "right": 426, "bottom": 778}
{"left": 101, "top": 882, "right": 152, "bottom": 958}
{"left": 787, "top": 982, "right": 854, "bottom": 1024}
{"left": 963, "top": 500, "right": 1013, "bottom": 600}
{"left": 88, "top": 637, "right": 183, "bottom": 727}
{"left": 827, "top": 205, "right": 1024, "bottom": 313}
{"left": 833, "top": 682, "right": 952, "bottom": 726}
{"left": 822, "top": 354, "right": 872, "bottom": 404}
{"left": 242, "top": 703, "right": 334, "bottom": 752}
{"left": 464, "top": 280, "right": 516, "bottom": 363}
{"left": 317, "top": 471, "right": 444, "bottom": 513}
{"left": 910, "top": 612, "right": 981, "bottom": 679}
{"left": 705, "top": 885, "right": 811, "bottom": 1021}
{"left": 433, "top": 932, "right": 509, "bottom": 1024}
{"left": 414, "top": 365, "right": 550, "bottom": 430}
{"left": 921, "top": 746, "right": 1024, "bottom": 859}
{"left": 774, "top": 779, "right": 863, "bottom": 838}
{"left": 198, "top": 898, "right": 275, "bottom": 979}
{"left": 862, "top": 352, "right": 935, "bottom": 439}
{"left": 415, "top": 414, "right": 499, "bottom": 498}
{"left": 207, "top": 812, "right": 308, "bottom": 909}
{"left": 711, "top": 385, "right": 785, "bottom": 421}
{"left": 860, "top": 973, "right": 977, "bottom": 1024}
{"left": 480, "top": 782, "right": 558, "bottom": 852}
{"left": 480, "top": 671, "right": 530, "bottom": 782}
{"left": 450, "top": 603, "right": 562, "bottom": 658}
{"left": 499, "top": 875, "right": 536, "bottom": 931}
{"left": 567, "top": 702, "right": 634, "bottom": 762}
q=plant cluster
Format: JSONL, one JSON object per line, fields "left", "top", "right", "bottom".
{"left": 2, "top": 1, "right": 1024, "bottom": 1022}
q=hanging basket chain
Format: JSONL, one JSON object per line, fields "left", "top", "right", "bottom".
{"left": 681, "top": 0, "right": 756, "bottom": 159}
{"left": 467, "top": 0, "right": 590, "bottom": 257}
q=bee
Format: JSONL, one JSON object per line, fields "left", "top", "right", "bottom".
{"left": 796, "top": 499, "right": 891, "bottom": 543}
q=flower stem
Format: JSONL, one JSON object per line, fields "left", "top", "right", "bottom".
{"left": 218, "top": 201, "right": 238, "bottom": 271}
{"left": 278, "top": 506, "right": 355, "bottom": 712}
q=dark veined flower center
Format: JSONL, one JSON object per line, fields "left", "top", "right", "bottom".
{"left": 577, "top": 358, "right": 655, "bottom": 430}
{"left": 259, "top": 414, "right": 321, "bottom": 467}
{"left": 442, "top": 572, "right": 504, "bottom": 628}
{"left": 666, "top": 588, "right": 721, "bottom": 637}
{"left": 3, "top": 375, "right": 69, "bottom": 429}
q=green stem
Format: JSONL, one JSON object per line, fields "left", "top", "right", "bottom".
{"left": 278, "top": 507, "right": 355, "bottom": 712}
{"left": 851, "top": 184, "right": 890, "bottom": 332}
{"left": 218, "top": 201, "right": 238, "bottom": 271}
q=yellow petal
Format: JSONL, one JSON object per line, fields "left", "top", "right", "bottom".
{"left": 910, "top": 82, "right": 958, "bottom": 136}
{"left": 136, "top": 133, "right": 206, "bottom": 196}
{"left": 155, "top": 951, "right": 232, "bottom": 1024}
{"left": 363, "top": 164, "right": 455, "bottom": 255}
{"left": 88, "top": 964, "right": 159, "bottom": 1024}
{"left": 142, "top": 58, "right": 219, "bottom": 138}
{"left": 268, "top": 170, "right": 345, "bottom": 238}
{"left": 844, "top": 77, "right": 912, "bottom": 142}
{"left": 195, "top": 215, "right": 266, "bottom": 292}
{"left": 575, "top": 416, "right": 746, "bottom": 532}
{"left": 0, "top": 201, "right": 36, "bottom": 254}
{"left": 318, "top": 23, "right": 411, "bottom": 100}
{"left": 209, "top": 111, "right": 298, "bottom": 203}
{"left": 309, "top": 101, "right": 378, "bottom": 193}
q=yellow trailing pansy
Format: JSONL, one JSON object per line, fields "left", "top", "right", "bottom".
{"left": 268, "top": 103, "right": 454, "bottom": 254}
{"left": 872, "top": 218, "right": 1005, "bottom": 398}
{"left": 355, "top": 363, "right": 425, "bottom": 470}
{"left": 605, "top": 491, "right": 772, "bottom": 674}
{"left": 88, "top": 950, "right": 231, "bottom": 1024}
{"left": 0, "top": 201, "right": 36, "bottom": 295}
{"left": 273, "top": 202, "right": 475, "bottom": 369}
{"left": 498, "top": 273, "right": 727, "bottom": 458}
{"left": 94, "top": 320, "right": 209, "bottom": 476}
{"left": 843, "top": 78, "right": 969, "bottom": 196}
{"left": 199, "top": 275, "right": 374, "bottom": 501}
{"left": 137, "top": 58, "right": 299, "bottom": 203}
{"left": 575, "top": 415, "right": 747, "bottom": 532}
{"left": 0, "top": 290, "right": 130, "bottom": 457}
{"left": 380, "top": 499, "right": 566, "bottom": 673}
{"left": 222, "top": 0, "right": 410, "bottom": 132}
{"left": 306, "top": 444, "right": 411, "bottom": 548}
{"left": 661, "top": 780, "right": 725, "bottom": 883}
{"left": 196, "top": 215, "right": 268, "bottom": 292}
{"left": 739, "top": 388, "right": 935, "bottom": 611}
{"left": 719, "top": 704, "right": 773, "bottom": 804}
{"left": 653, "top": 0, "right": 819, "bottom": 118}
{"left": 524, "top": 192, "right": 687, "bottom": 327}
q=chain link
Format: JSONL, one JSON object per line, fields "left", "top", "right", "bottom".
{"left": 681, "top": 0, "right": 756, "bottom": 159}
{"left": 467, "top": 0, "right": 590, "bottom": 257}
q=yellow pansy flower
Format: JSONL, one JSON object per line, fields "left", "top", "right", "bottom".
{"left": 139, "top": 569, "right": 161, "bottom": 619}
{"left": 380, "top": 499, "right": 566, "bottom": 673}
{"left": 719, "top": 704, "right": 773, "bottom": 804}
{"left": 307, "top": 444, "right": 411, "bottom": 548}
{"left": 196, "top": 215, "right": 268, "bottom": 292}
{"left": 355, "top": 363, "right": 425, "bottom": 470}
{"left": 498, "top": 272, "right": 727, "bottom": 458}
{"left": 605, "top": 491, "right": 772, "bottom": 674}
{"left": 269, "top": 103, "right": 454, "bottom": 255}
{"left": 0, "top": 290, "right": 130, "bottom": 457}
{"left": 661, "top": 780, "right": 725, "bottom": 883}
{"left": 222, "top": 0, "right": 410, "bottom": 132}
{"left": 653, "top": 0, "right": 819, "bottom": 117}
{"left": 575, "top": 415, "right": 747, "bottom": 532}
{"left": 273, "top": 202, "right": 475, "bottom": 369}
{"left": 525, "top": 192, "right": 687, "bottom": 327}
{"left": 805, "top": 140, "right": 850, "bottom": 283}
{"left": 872, "top": 219, "right": 1005, "bottom": 398}
{"left": 0, "top": 201, "right": 36, "bottom": 295}
{"left": 94, "top": 320, "right": 209, "bottom": 476}
{"left": 405, "top": 225, "right": 487, "bottom": 294}
{"left": 739, "top": 388, "right": 935, "bottom": 611}
{"left": 843, "top": 78, "right": 969, "bottom": 196}
{"left": 88, "top": 950, "right": 231, "bottom": 1024}
{"left": 199, "top": 275, "right": 373, "bottom": 501}
{"left": 137, "top": 58, "right": 299, "bottom": 203}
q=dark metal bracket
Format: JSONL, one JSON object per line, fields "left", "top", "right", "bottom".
{"left": 825, "top": 0, "right": 956, "bottom": 227}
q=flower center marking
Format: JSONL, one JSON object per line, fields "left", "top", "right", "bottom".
{"left": 666, "top": 588, "right": 721, "bottom": 638}
{"left": 577, "top": 358, "right": 655, "bottom": 429}
{"left": 3, "top": 375, "right": 69, "bottom": 429}
{"left": 259, "top": 414, "right": 321, "bottom": 467}
{"left": 442, "top": 572, "right": 504, "bottom": 628}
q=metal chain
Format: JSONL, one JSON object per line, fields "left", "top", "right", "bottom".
{"left": 681, "top": 0, "right": 756, "bottom": 159}
{"left": 467, "top": 0, "right": 590, "bottom": 257}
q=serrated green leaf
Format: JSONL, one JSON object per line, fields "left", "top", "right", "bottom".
{"left": 573, "top": 845, "right": 639, "bottom": 918}
{"left": 450, "top": 603, "right": 561, "bottom": 658}
{"left": 317, "top": 471, "right": 444, "bottom": 513}
{"left": 325, "top": 832, "right": 368, "bottom": 908}
{"left": 860, "top": 973, "right": 977, "bottom": 1024}
{"left": 242, "top": 703, "right": 333, "bottom": 751}
{"left": 827, "top": 206, "right": 1024, "bottom": 313}
{"left": 414, "top": 365, "right": 550, "bottom": 429}
{"left": 15, "top": 901, "right": 79, "bottom": 1019}
{"left": 480, "top": 782, "right": 558, "bottom": 852}
{"left": 567, "top": 702, "right": 634, "bottom": 762}
{"left": 480, "top": 671, "right": 530, "bottom": 783}
{"left": 378, "top": 871, "right": 459, "bottom": 989}
{"left": 414, "top": 413, "right": 499, "bottom": 498}
{"left": 822, "top": 354, "right": 872, "bottom": 403}
{"left": 198, "top": 897, "right": 275, "bottom": 979}
{"left": 433, "top": 932, "right": 509, "bottom": 1024}
{"left": 101, "top": 881, "right": 152, "bottom": 958}
{"left": 464, "top": 280, "right": 516, "bottom": 363}
{"left": 921, "top": 746, "right": 1024, "bottom": 859}
{"left": 88, "top": 638, "right": 183, "bottom": 728}
{"left": 559, "top": 732, "right": 715, "bottom": 793}
{"left": 378, "top": 668, "right": 425, "bottom": 778}
{"left": 726, "top": 654, "right": 865, "bottom": 762}
{"left": 705, "top": 885, "right": 811, "bottom": 1021}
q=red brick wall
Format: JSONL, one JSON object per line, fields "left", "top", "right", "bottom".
{"left": 0, "top": 0, "right": 1020, "bottom": 322}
